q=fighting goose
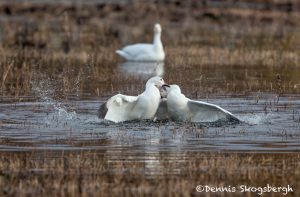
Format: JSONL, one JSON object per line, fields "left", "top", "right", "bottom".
{"left": 98, "top": 76, "right": 168, "bottom": 123}
{"left": 156, "top": 85, "right": 240, "bottom": 123}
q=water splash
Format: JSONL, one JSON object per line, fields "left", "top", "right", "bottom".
{"left": 31, "top": 78, "right": 78, "bottom": 124}
{"left": 54, "top": 105, "right": 77, "bottom": 121}
{"left": 239, "top": 113, "right": 273, "bottom": 125}
{"left": 41, "top": 103, "right": 77, "bottom": 127}
{"left": 31, "top": 77, "right": 56, "bottom": 103}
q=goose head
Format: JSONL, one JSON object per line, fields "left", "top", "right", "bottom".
{"left": 160, "top": 84, "right": 181, "bottom": 98}
{"left": 146, "top": 76, "right": 168, "bottom": 90}
{"left": 154, "top": 24, "right": 162, "bottom": 34}
{"left": 169, "top": 85, "right": 181, "bottom": 94}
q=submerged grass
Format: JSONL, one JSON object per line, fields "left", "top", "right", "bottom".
{"left": 0, "top": 151, "right": 299, "bottom": 197}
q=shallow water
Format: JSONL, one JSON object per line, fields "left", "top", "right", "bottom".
{"left": 1, "top": 93, "right": 299, "bottom": 153}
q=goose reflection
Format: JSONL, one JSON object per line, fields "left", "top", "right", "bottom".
{"left": 118, "top": 61, "right": 164, "bottom": 77}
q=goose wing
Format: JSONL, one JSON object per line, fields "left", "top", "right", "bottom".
{"left": 98, "top": 94, "right": 139, "bottom": 123}
{"left": 187, "top": 100, "right": 239, "bottom": 123}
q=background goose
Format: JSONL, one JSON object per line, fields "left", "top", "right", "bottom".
{"left": 116, "top": 24, "right": 165, "bottom": 62}
{"left": 98, "top": 76, "right": 168, "bottom": 123}
{"left": 156, "top": 85, "right": 240, "bottom": 123}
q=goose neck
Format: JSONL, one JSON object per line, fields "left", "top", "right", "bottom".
{"left": 146, "top": 82, "right": 155, "bottom": 90}
{"left": 153, "top": 33, "right": 163, "bottom": 49}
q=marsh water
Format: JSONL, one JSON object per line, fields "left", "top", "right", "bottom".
{"left": 1, "top": 62, "right": 300, "bottom": 154}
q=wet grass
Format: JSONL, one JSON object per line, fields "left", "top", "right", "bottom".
{"left": 0, "top": 151, "right": 299, "bottom": 197}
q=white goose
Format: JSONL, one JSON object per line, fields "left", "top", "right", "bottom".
{"left": 98, "top": 76, "right": 168, "bottom": 123}
{"left": 156, "top": 85, "right": 240, "bottom": 123}
{"left": 116, "top": 24, "right": 165, "bottom": 62}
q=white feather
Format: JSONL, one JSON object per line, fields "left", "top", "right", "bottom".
{"left": 99, "top": 76, "right": 167, "bottom": 123}
{"left": 116, "top": 24, "right": 165, "bottom": 62}
{"left": 165, "top": 85, "right": 239, "bottom": 123}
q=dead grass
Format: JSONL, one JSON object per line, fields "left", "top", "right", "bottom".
{"left": 0, "top": 151, "right": 299, "bottom": 197}
{"left": 0, "top": 2, "right": 299, "bottom": 197}
{"left": 0, "top": 1, "right": 299, "bottom": 98}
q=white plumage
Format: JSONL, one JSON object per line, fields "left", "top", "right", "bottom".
{"left": 116, "top": 24, "right": 165, "bottom": 62}
{"left": 98, "top": 76, "right": 168, "bottom": 123}
{"left": 156, "top": 85, "right": 240, "bottom": 123}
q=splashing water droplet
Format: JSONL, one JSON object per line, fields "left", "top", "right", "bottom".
{"left": 239, "top": 113, "right": 273, "bottom": 125}
{"left": 54, "top": 106, "right": 77, "bottom": 120}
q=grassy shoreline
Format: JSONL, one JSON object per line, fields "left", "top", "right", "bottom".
{"left": 0, "top": 151, "right": 299, "bottom": 196}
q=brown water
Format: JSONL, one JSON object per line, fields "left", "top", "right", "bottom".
{"left": 1, "top": 62, "right": 300, "bottom": 153}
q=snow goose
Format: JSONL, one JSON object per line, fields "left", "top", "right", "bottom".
{"left": 98, "top": 76, "right": 168, "bottom": 123}
{"left": 116, "top": 24, "right": 165, "bottom": 62}
{"left": 156, "top": 85, "right": 240, "bottom": 123}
